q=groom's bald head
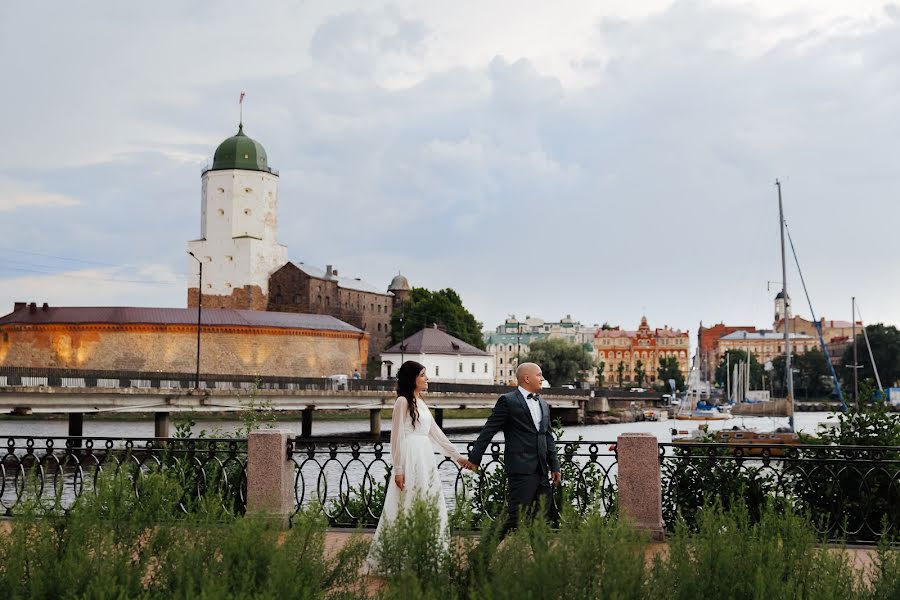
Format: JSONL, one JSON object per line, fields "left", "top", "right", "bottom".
{"left": 516, "top": 362, "right": 544, "bottom": 393}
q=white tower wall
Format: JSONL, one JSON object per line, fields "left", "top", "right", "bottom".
{"left": 187, "top": 169, "right": 287, "bottom": 298}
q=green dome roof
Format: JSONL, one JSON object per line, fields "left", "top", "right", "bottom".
{"left": 209, "top": 124, "right": 273, "bottom": 173}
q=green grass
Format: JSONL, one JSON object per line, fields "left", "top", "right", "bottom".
{"left": 3, "top": 469, "right": 900, "bottom": 600}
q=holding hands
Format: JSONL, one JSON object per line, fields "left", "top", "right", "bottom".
{"left": 457, "top": 458, "right": 479, "bottom": 471}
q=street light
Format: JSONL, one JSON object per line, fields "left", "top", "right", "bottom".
{"left": 187, "top": 251, "right": 202, "bottom": 390}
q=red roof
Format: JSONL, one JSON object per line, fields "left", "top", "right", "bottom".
{"left": 0, "top": 305, "right": 362, "bottom": 333}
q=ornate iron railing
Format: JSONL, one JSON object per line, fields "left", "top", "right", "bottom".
{"left": 286, "top": 437, "right": 618, "bottom": 528}
{"left": 0, "top": 436, "right": 247, "bottom": 516}
{"left": 659, "top": 442, "right": 900, "bottom": 543}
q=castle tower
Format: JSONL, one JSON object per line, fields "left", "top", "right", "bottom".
{"left": 187, "top": 123, "right": 288, "bottom": 310}
{"left": 774, "top": 291, "right": 790, "bottom": 326}
{"left": 388, "top": 273, "right": 411, "bottom": 304}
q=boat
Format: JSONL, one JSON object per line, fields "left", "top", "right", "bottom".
{"left": 642, "top": 408, "right": 669, "bottom": 422}
{"left": 674, "top": 353, "right": 729, "bottom": 420}
{"left": 672, "top": 425, "right": 800, "bottom": 456}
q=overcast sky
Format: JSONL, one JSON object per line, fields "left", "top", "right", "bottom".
{"left": 1, "top": 1, "right": 898, "bottom": 341}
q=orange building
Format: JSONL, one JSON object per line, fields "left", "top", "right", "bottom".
{"left": 697, "top": 322, "right": 757, "bottom": 382}
{"left": 593, "top": 317, "right": 689, "bottom": 386}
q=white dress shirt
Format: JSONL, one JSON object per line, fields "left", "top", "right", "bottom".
{"left": 518, "top": 386, "right": 542, "bottom": 430}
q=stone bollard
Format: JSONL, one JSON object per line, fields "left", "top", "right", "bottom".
{"left": 616, "top": 432, "right": 664, "bottom": 540}
{"left": 246, "top": 429, "right": 295, "bottom": 525}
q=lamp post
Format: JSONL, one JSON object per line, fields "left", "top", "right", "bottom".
{"left": 187, "top": 251, "right": 202, "bottom": 390}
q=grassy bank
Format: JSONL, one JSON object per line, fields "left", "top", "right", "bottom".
{"left": 3, "top": 468, "right": 900, "bottom": 599}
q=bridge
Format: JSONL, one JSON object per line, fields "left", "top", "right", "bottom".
{"left": 0, "top": 367, "right": 661, "bottom": 437}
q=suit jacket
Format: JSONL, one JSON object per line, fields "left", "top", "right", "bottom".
{"left": 468, "top": 389, "right": 560, "bottom": 475}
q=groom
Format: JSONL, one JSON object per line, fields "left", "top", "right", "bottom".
{"left": 468, "top": 362, "right": 561, "bottom": 537}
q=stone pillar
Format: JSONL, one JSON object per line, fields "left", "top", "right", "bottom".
{"left": 246, "top": 429, "right": 295, "bottom": 523}
{"left": 154, "top": 412, "right": 171, "bottom": 438}
{"left": 68, "top": 412, "right": 84, "bottom": 447}
{"left": 369, "top": 408, "right": 381, "bottom": 438}
{"left": 301, "top": 408, "right": 313, "bottom": 438}
{"left": 616, "top": 433, "right": 664, "bottom": 540}
{"left": 434, "top": 408, "right": 444, "bottom": 428}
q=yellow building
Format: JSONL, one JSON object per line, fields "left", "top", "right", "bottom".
{"left": 593, "top": 317, "right": 689, "bottom": 386}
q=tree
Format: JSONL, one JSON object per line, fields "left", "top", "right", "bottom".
{"left": 616, "top": 362, "right": 626, "bottom": 387}
{"left": 634, "top": 360, "right": 646, "bottom": 387}
{"left": 524, "top": 338, "right": 594, "bottom": 386}
{"left": 389, "top": 287, "right": 484, "bottom": 350}
{"left": 714, "top": 350, "right": 763, "bottom": 392}
{"left": 657, "top": 356, "right": 685, "bottom": 392}
{"left": 596, "top": 361, "right": 606, "bottom": 386}
{"left": 840, "top": 324, "right": 900, "bottom": 393}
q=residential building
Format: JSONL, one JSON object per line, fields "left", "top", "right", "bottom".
{"left": 485, "top": 315, "right": 596, "bottom": 384}
{"left": 717, "top": 330, "right": 816, "bottom": 368}
{"left": 381, "top": 324, "right": 493, "bottom": 384}
{"left": 593, "top": 317, "right": 690, "bottom": 386}
{"left": 697, "top": 323, "right": 757, "bottom": 382}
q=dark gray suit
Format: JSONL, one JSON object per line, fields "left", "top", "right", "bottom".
{"left": 469, "top": 389, "right": 560, "bottom": 536}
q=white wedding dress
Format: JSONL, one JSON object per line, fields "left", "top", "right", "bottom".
{"left": 364, "top": 395, "right": 465, "bottom": 574}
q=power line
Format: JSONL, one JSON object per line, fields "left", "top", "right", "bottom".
{"left": 0, "top": 246, "right": 123, "bottom": 267}
{"left": 0, "top": 265, "right": 182, "bottom": 286}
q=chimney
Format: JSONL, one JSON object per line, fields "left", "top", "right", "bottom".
{"left": 325, "top": 265, "right": 335, "bottom": 280}
{"left": 28, "top": 302, "right": 37, "bottom": 314}
{"left": 14, "top": 302, "right": 26, "bottom": 312}
{"left": 42, "top": 302, "right": 49, "bottom": 311}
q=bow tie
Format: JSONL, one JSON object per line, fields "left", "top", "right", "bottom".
{"left": 526, "top": 393, "right": 541, "bottom": 401}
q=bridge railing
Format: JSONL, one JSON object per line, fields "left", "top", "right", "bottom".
{"left": 0, "top": 435, "right": 247, "bottom": 517}
{"left": 0, "top": 366, "right": 649, "bottom": 397}
{"left": 659, "top": 441, "right": 900, "bottom": 544}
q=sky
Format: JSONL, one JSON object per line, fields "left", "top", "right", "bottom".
{"left": 1, "top": 0, "right": 899, "bottom": 341}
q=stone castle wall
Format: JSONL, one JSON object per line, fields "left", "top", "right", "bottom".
{"left": 187, "top": 285, "right": 268, "bottom": 311}
{"left": 0, "top": 324, "right": 368, "bottom": 377}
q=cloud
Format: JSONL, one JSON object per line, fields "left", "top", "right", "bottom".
{"left": 0, "top": 176, "right": 81, "bottom": 211}
{"left": 2, "top": 0, "right": 900, "bottom": 339}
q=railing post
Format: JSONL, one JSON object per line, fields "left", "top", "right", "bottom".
{"left": 154, "top": 412, "right": 171, "bottom": 438}
{"left": 301, "top": 408, "right": 313, "bottom": 438}
{"left": 616, "top": 432, "right": 664, "bottom": 540}
{"left": 247, "top": 429, "right": 295, "bottom": 525}
{"left": 369, "top": 408, "right": 381, "bottom": 438}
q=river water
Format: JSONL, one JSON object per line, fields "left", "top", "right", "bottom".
{"left": 0, "top": 412, "right": 838, "bottom": 443}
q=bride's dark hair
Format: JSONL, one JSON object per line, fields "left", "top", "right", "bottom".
{"left": 396, "top": 360, "right": 426, "bottom": 428}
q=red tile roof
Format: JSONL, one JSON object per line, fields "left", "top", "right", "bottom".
{"left": 0, "top": 305, "right": 362, "bottom": 333}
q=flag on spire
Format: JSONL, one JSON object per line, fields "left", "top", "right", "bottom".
{"left": 239, "top": 91, "right": 245, "bottom": 104}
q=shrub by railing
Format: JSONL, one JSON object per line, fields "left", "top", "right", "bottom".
{"left": 0, "top": 436, "right": 247, "bottom": 516}
{"left": 660, "top": 441, "right": 900, "bottom": 544}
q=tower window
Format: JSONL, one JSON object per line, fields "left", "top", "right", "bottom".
{"left": 217, "top": 187, "right": 224, "bottom": 194}
{"left": 226, "top": 256, "right": 233, "bottom": 261}
{"left": 244, "top": 187, "right": 252, "bottom": 193}
{"left": 243, "top": 209, "right": 251, "bottom": 215}
{"left": 217, "top": 208, "right": 224, "bottom": 216}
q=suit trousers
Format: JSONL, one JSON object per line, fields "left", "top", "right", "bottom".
{"left": 501, "top": 465, "right": 555, "bottom": 539}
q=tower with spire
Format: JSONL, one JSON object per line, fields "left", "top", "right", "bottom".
{"left": 187, "top": 120, "right": 287, "bottom": 310}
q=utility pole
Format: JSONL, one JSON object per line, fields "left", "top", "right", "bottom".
{"left": 187, "top": 251, "right": 202, "bottom": 390}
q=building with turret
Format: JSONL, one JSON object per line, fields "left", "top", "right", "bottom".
{"left": 186, "top": 122, "right": 412, "bottom": 368}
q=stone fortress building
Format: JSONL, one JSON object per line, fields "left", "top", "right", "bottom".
{"left": 0, "top": 120, "right": 406, "bottom": 377}
{"left": 186, "top": 122, "right": 411, "bottom": 364}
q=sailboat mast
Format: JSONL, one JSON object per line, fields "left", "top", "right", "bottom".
{"left": 777, "top": 179, "right": 795, "bottom": 431}
{"left": 853, "top": 296, "right": 859, "bottom": 409}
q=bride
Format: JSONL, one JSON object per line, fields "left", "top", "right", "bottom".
{"left": 365, "top": 360, "right": 477, "bottom": 573}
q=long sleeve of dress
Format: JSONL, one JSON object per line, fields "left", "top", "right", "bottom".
{"left": 428, "top": 420, "right": 465, "bottom": 463}
{"left": 391, "top": 397, "right": 407, "bottom": 475}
